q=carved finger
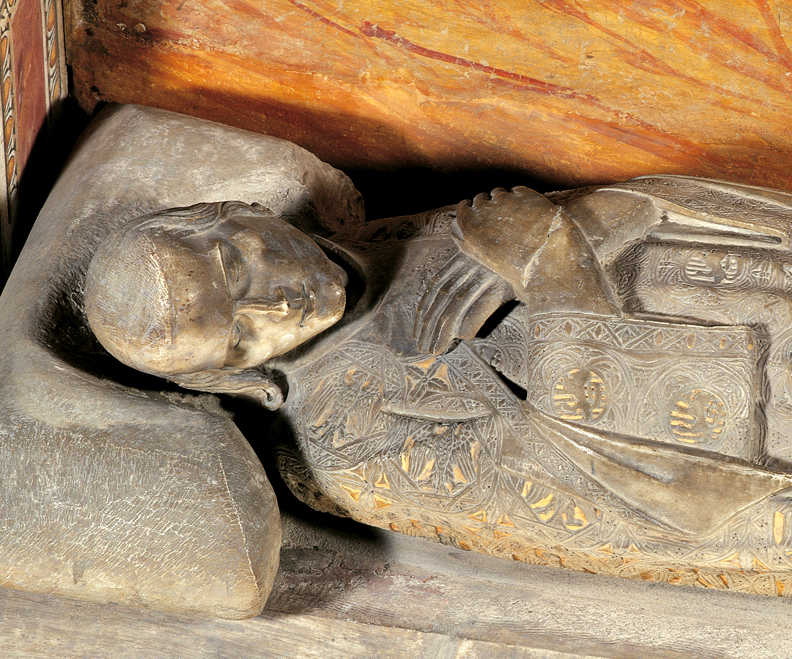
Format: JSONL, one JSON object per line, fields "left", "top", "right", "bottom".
{"left": 456, "top": 279, "right": 516, "bottom": 342}
{"left": 454, "top": 199, "right": 472, "bottom": 238}
{"left": 423, "top": 274, "right": 498, "bottom": 355}
{"left": 471, "top": 192, "right": 493, "bottom": 208}
{"left": 413, "top": 256, "right": 468, "bottom": 339}
{"left": 418, "top": 267, "right": 493, "bottom": 355}
{"left": 417, "top": 265, "right": 481, "bottom": 352}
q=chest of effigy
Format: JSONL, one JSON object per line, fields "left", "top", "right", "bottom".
{"left": 482, "top": 309, "right": 766, "bottom": 461}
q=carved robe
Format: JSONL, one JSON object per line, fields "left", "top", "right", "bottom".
{"left": 272, "top": 180, "right": 792, "bottom": 595}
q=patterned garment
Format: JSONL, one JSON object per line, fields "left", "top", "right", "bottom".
{"left": 273, "top": 184, "right": 792, "bottom": 596}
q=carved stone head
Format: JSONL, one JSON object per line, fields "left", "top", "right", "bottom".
{"left": 84, "top": 201, "right": 347, "bottom": 407}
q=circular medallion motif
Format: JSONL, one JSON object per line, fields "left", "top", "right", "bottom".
{"left": 552, "top": 368, "right": 606, "bottom": 423}
{"left": 667, "top": 389, "right": 727, "bottom": 445}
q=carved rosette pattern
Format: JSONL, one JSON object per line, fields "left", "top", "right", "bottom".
{"left": 616, "top": 245, "right": 792, "bottom": 323}
{"left": 520, "top": 312, "right": 761, "bottom": 459}
{"left": 599, "top": 177, "right": 792, "bottom": 463}
{"left": 613, "top": 243, "right": 792, "bottom": 460}
{"left": 278, "top": 336, "right": 792, "bottom": 598}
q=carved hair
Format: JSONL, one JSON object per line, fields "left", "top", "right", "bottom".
{"left": 84, "top": 201, "right": 285, "bottom": 410}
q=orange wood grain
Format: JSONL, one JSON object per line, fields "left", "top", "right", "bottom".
{"left": 70, "top": 0, "right": 792, "bottom": 189}
{"left": 11, "top": 0, "right": 47, "bottom": 175}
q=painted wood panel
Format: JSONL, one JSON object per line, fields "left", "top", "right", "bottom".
{"left": 0, "top": 0, "right": 65, "bottom": 272}
{"left": 70, "top": 1, "right": 792, "bottom": 191}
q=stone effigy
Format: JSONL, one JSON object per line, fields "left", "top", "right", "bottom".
{"left": 84, "top": 125, "right": 792, "bottom": 597}
{"left": 8, "top": 104, "right": 792, "bottom": 620}
{"left": 0, "top": 103, "right": 364, "bottom": 618}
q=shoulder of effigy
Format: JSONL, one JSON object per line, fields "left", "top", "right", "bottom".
{"left": 332, "top": 207, "right": 456, "bottom": 242}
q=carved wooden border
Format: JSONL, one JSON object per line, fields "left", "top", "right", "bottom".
{"left": 0, "top": 0, "right": 17, "bottom": 250}
{"left": 0, "top": 0, "right": 65, "bottom": 270}
{"left": 42, "top": 0, "right": 65, "bottom": 116}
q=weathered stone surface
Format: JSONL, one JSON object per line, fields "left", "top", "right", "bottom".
{"left": 255, "top": 178, "right": 792, "bottom": 597}
{"left": 0, "top": 104, "right": 363, "bottom": 617}
{"left": 77, "top": 105, "right": 792, "bottom": 599}
{"left": 4, "top": 507, "right": 792, "bottom": 658}
{"left": 14, "top": 103, "right": 792, "bottom": 622}
{"left": 70, "top": 0, "right": 792, "bottom": 189}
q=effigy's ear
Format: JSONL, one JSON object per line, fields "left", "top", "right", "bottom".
{"left": 169, "top": 368, "right": 284, "bottom": 410}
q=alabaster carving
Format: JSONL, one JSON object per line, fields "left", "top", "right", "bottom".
{"left": 84, "top": 147, "right": 792, "bottom": 597}
{"left": 0, "top": 104, "right": 363, "bottom": 618}
{"left": 9, "top": 104, "right": 792, "bottom": 621}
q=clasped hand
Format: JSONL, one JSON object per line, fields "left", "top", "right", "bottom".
{"left": 412, "top": 251, "right": 514, "bottom": 355}
{"left": 413, "top": 186, "right": 556, "bottom": 354}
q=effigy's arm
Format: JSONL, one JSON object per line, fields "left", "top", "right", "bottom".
{"left": 452, "top": 187, "right": 619, "bottom": 317}
{"left": 413, "top": 186, "right": 622, "bottom": 355}
{"left": 451, "top": 186, "right": 560, "bottom": 293}
{"left": 558, "top": 175, "right": 792, "bottom": 270}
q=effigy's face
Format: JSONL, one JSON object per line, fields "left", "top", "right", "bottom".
{"left": 165, "top": 213, "right": 347, "bottom": 371}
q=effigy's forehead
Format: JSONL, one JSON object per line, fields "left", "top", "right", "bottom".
{"left": 84, "top": 229, "right": 173, "bottom": 371}
{"left": 87, "top": 215, "right": 235, "bottom": 369}
{"left": 128, "top": 201, "right": 274, "bottom": 240}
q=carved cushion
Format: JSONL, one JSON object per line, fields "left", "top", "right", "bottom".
{"left": 0, "top": 104, "right": 364, "bottom": 617}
